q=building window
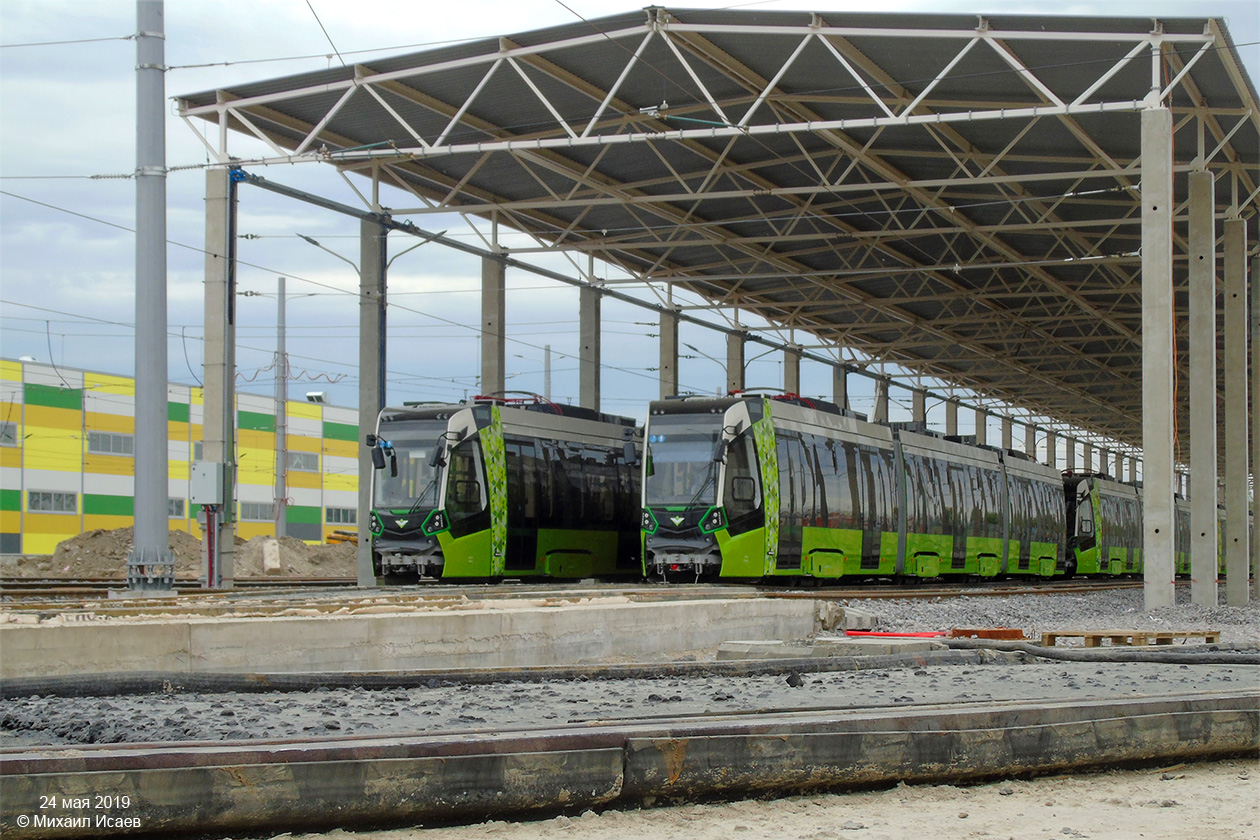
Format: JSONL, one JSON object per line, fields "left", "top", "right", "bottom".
{"left": 88, "top": 431, "right": 134, "bottom": 456}
{"left": 326, "top": 506, "right": 356, "bottom": 525}
{"left": 0, "top": 422, "right": 16, "bottom": 447}
{"left": 168, "top": 498, "right": 185, "bottom": 519}
{"left": 240, "top": 501, "right": 272, "bottom": 522}
{"left": 29, "top": 491, "right": 77, "bottom": 514}
{"left": 287, "top": 451, "right": 318, "bottom": 472}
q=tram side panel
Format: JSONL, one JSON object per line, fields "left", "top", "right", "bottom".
{"left": 760, "top": 400, "right": 900, "bottom": 580}
{"left": 895, "top": 431, "right": 1007, "bottom": 579}
{"left": 1065, "top": 474, "right": 1143, "bottom": 576}
{"left": 1001, "top": 452, "right": 1066, "bottom": 577}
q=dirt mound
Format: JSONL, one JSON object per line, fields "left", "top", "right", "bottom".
{"left": 233, "top": 535, "right": 356, "bottom": 577}
{"left": 3, "top": 528, "right": 354, "bottom": 579}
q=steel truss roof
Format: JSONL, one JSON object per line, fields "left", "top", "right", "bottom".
{"left": 178, "top": 8, "right": 1260, "bottom": 456}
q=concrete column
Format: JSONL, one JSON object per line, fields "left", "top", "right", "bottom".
{"left": 1223, "top": 218, "right": 1248, "bottom": 605}
{"left": 1025, "top": 424, "right": 1036, "bottom": 458}
{"left": 1083, "top": 442, "right": 1094, "bottom": 473}
{"left": 912, "top": 390, "right": 926, "bottom": 424}
{"left": 725, "top": 331, "right": 745, "bottom": 394}
{"left": 130, "top": 0, "right": 172, "bottom": 590}
{"left": 1128, "top": 456, "right": 1138, "bottom": 484}
{"left": 357, "top": 218, "right": 387, "bottom": 588}
{"left": 945, "top": 400, "right": 958, "bottom": 436}
{"left": 1140, "top": 105, "right": 1176, "bottom": 609}
{"left": 974, "top": 408, "right": 987, "bottom": 446}
{"left": 1113, "top": 451, "right": 1123, "bottom": 479}
{"left": 579, "top": 285, "right": 601, "bottom": 411}
{"left": 783, "top": 346, "right": 801, "bottom": 395}
{"left": 833, "top": 365, "right": 848, "bottom": 409}
{"left": 1045, "top": 430, "right": 1056, "bottom": 469}
{"left": 1001, "top": 417, "right": 1012, "bottom": 450}
{"left": 658, "top": 309, "right": 679, "bottom": 399}
{"left": 1065, "top": 438, "right": 1076, "bottom": 471}
{"left": 872, "top": 378, "right": 889, "bottom": 424}
{"left": 201, "top": 167, "right": 236, "bottom": 588}
{"left": 1249, "top": 253, "right": 1260, "bottom": 601}
{"left": 1189, "top": 169, "right": 1219, "bottom": 605}
{"left": 1253, "top": 254, "right": 1260, "bottom": 599}
{"left": 480, "top": 256, "right": 506, "bottom": 397}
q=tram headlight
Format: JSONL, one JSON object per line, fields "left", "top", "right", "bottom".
{"left": 699, "top": 506, "right": 726, "bottom": 534}
{"left": 641, "top": 508, "right": 658, "bottom": 534}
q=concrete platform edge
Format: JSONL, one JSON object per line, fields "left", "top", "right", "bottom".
{"left": 2, "top": 692, "right": 1255, "bottom": 838}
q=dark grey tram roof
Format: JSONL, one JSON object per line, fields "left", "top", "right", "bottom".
{"left": 178, "top": 8, "right": 1259, "bottom": 456}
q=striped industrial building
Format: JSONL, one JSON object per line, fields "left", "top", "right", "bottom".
{"left": 0, "top": 359, "right": 360, "bottom": 555}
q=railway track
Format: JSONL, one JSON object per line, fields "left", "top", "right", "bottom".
{"left": 2, "top": 664, "right": 1253, "bottom": 838}
{"left": 0, "top": 575, "right": 1144, "bottom": 615}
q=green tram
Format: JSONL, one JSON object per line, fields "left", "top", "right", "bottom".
{"left": 1064, "top": 473, "right": 1143, "bottom": 575}
{"left": 640, "top": 394, "right": 1065, "bottom": 582}
{"left": 366, "top": 396, "right": 642, "bottom": 581}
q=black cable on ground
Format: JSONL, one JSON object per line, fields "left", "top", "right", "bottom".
{"left": 941, "top": 638, "right": 1260, "bottom": 665}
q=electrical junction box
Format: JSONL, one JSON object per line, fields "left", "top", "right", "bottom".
{"left": 190, "top": 461, "right": 228, "bottom": 506}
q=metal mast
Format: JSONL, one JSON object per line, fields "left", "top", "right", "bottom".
{"left": 128, "top": 0, "right": 173, "bottom": 591}
{"left": 274, "top": 276, "right": 287, "bottom": 539}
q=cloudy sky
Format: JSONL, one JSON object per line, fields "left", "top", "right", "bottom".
{"left": 1, "top": 0, "right": 1257, "bottom": 430}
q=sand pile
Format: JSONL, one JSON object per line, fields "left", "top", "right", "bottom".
{"left": 233, "top": 535, "right": 355, "bottom": 577}
{"left": 4, "top": 528, "right": 354, "bottom": 579}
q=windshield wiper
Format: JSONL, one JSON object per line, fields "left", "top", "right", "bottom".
{"left": 409, "top": 477, "right": 438, "bottom": 514}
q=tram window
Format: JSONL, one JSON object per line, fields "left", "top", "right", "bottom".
{"left": 447, "top": 437, "right": 487, "bottom": 534}
{"left": 722, "top": 430, "right": 762, "bottom": 536}
{"left": 452, "top": 480, "right": 481, "bottom": 506}
{"left": 730, "top": 476, "right": 756, "bottom": 502}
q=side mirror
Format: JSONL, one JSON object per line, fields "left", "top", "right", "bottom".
{"left": 713, "top": 439, "right": 729, "bottom": 463}
{"left": 371, "top": 447, "right": 386, "bottom": 471}
{"left": 622, "top": 441, "right": 637, "bottom": 465}
{"left": 389, "top": 450, "right": 398, "bottom": 478}
{"left": 430, "top": 446, "right": 447, "bottom": 469}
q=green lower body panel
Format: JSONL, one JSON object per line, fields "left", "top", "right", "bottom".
{"left": 539, "top": 529, "right": 621, "bottom": 578}
{"left": 1074, "top": 547, "right": 1103, "bottom": 575}
{"left": 437, "top": 529, "right": 496, "bottom": 577}
{"left": 716, "top": 528, "right": 768, "bottom": 577}
{"left": 963, "top": 537, "right": 1003, "bottom": 577}
{"left": 799, "top": 526, "right": 880, "bottom": 579}
{"left": 1005, "top": 540, "right": 1061, "bottom": 577}
{"left": 902, "top": 533, "right": 952, "bottom": 577}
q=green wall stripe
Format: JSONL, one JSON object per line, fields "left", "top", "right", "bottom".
{"left": 25, "top": 383, "right": 83, "bottom": 411}
{"left": 168, "top": 401, "right": 190, "bottom": 423}
{"left": 0, "top": 489, "right": 19, "bottom": 511}
{"left": 238, "top": 410, "right": 275, "bottom": 432}
{"left": 84, "top": 494, "right": 134, "bottom": 516}
{"left": 322, "top": 421, "right": 358, "bottom": 442}
{"left": 285, "top": 505, "right": 321, "bottom": 525}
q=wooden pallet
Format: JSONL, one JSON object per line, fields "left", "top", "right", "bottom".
{"left": 1040, "top": 629, "right": 1221, "bottom": 647}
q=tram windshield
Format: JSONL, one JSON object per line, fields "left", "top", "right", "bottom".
{"left": 372, "top": 419, "right": 446, "bottom": 510}
{"left": 644, "top": 415, "right": 722, "bottom": 506}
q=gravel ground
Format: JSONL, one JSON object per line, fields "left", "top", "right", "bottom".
{"left": 839, "top": 586, "right": 1260, "bottom": 646}
{"left": 2, "top": 588, "right": 1256, "bottom": 749}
